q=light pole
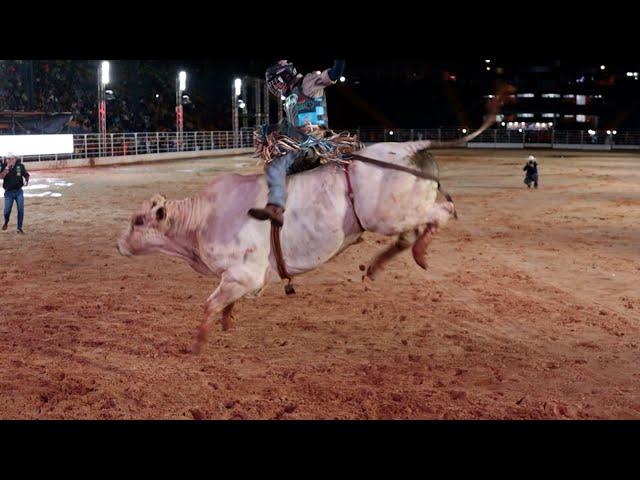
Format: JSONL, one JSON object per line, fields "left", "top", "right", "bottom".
{"left": 232, "top": 78, "right": 241, "bottom": 148}
{"left": 98, "top": 61, "right": 109, "bottom": 156}
{"left": 176, "top": 71, "right": 186, "bottom": 151}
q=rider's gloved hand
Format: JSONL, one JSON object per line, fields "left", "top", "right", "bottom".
{"left": 328, "top": 60, "right": 345, "bottom": 82}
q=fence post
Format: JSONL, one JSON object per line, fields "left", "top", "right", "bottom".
{"left": 494, "top": 129, "right": 497, "bottom": 145}
{"left": 84, "top": 134, "right": 88, "bottom": 159}
{"left": 156, "top": 132, "right": 160, "bottom": 153}
{"left": 580, "top": 130, "right": 584, "bottom": 145}
{"left": 134, "top": 133, "right": 138, "bottom": 155}
{"left": 110, "top": 134, "right": 114, "bottom": 157}
{"left": 551, "top": 128, "right": 554, "bottom": 147}
{"left": 210, "top": 131, "right": 214, "bottom": 150}
{"left": 410, "top": 129, "right": 414, "bottom": 141}
{"left": 438, "top": 128, "right": 442, "bottom": 143}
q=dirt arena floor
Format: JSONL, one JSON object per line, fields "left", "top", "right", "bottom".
{"left": 1, "top": 149, "right": 639, "bottom": 419}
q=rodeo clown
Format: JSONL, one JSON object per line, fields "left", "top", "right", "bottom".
{"left": 249, "top": 59, "right": 360, "bottom": 227}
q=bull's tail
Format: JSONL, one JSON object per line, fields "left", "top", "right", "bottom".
{"left": 399, "top": 83, "right": 516, "bottom": 151}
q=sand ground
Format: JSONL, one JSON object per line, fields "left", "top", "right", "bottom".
{"left": 0, "top": 149, "right": 638, "bottom": 419}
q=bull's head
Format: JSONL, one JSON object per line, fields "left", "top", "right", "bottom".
{"left": 117, "top": 193, "right": 172, "bottom": 256}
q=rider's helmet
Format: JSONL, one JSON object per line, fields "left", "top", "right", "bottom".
{"left": 527, "top": 154, "right": 536, "bottom": 164}
{"left": 266, "top": 60, "right": 298, "bottom": 97}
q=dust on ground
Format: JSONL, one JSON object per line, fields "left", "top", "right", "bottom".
{"left": 1, "top": 150, "right": 639, "bottom": 419}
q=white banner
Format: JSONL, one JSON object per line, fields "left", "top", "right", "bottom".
{"left": 0, "top": 134, "right": 74, "bottom": 157}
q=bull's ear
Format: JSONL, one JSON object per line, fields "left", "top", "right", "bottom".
{"left": 156, "top": 206, "right": 166, "bottom": 222}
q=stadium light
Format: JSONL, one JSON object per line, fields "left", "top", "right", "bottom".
{"left": 176, "top": 71, "right": 188, "bottom": 151}
{"left": 339, "top": 76, "right": 346, "bottom": 83}
{"left": 549, "top": 122, "right": 553, "bottom": 127}
{"left": 97, "top": 61, "right": 110, "bottom": 156}
{"left": 462, "top": 128, "right": 468, "bottom": 134}
{"left": 234, "top": 78, "right": 242, "bottom": 97}
{"left": 486, "top": 67, "right": 490, "bottom": 71}
{"left": 389, "top": 130, "right": 394, "bottom": 136}
{"left": 501, "top": 122, "right": 506, "bottom": 126}
{"left": 518, "top": 128, "right": 523, "bottom": 133}
{"left": 606, "top": 130, "right": 612, "bottom": 135}
{"left": 101, "top": 61, "right": 110, "bottom": 85}
{"left": 613, "top": 130, "right": 618, "bottom": 135}
{"left": 485, "top": 59, "right": 491, "bottom": 63}
{"left": 600, "top": 65, "right": 606, "bottom": 70}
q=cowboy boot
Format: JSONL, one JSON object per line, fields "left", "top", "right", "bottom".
{"left": 248, "top": 204, "right": 284, "bottom": 227}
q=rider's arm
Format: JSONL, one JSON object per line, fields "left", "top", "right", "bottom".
{"left": 302, "top": 60, "right": 345, "bottom": 96}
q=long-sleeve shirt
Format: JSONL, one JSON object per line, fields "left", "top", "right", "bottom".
{"left": 1, "top": 161, "right": 30, "bottom": 191}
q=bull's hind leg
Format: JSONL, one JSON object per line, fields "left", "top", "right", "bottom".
{"left": 411, "top": 223, "right": 438, "bottom": 270}
{"left": 193, "top": 268, "right": 264, "bottom": 353}
{"left": 365, "top": 229, "right": 419, "bottom": 281}
{"left": 412, "top": 201, "right": 457, "bottom": 270}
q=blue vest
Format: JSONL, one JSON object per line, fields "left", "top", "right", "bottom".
{"left": 283, "top": 84, "right": 328, "bottom": 128}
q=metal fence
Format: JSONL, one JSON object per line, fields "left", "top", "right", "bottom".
{"left": 18, "top": 130, "right": 255, "bottom": 162}
{"left": 354, "top": 127, "right": 640, "bottom": 150}
{"left": 15, "top": 127, "right": 640, "bottom": 163}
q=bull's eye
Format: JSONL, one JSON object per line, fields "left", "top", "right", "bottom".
{"left": 156, "top": 207, "right": 166, "bottom": 221}
{"left": 152, "top": 201, "right": 157, "bottom": 208}
{"left": 134, "top": 215, "right": 145, "bottom": 226}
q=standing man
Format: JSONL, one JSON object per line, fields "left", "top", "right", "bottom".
{"left": 523, "top": 155, "right": 539, "bottom": 189}
{"left": 1, "top": 154, "right": 29, "bottom": 234}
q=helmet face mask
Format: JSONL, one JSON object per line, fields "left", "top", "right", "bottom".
{"left": 266, "top": 60, "right": 298, "bottom": 97}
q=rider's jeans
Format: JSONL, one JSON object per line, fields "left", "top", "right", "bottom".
{"left": 265, "top": 151, "right": 302, "bottom": 208}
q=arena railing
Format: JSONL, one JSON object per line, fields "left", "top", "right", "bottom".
{"left": 353, "top": 127, "right": 640, "bottom": 150}
{"left": 14, "top": 127, "right": 640, "bottom": 162}
{"left": 17, "top": 130, "right": 256, "bottom": 162}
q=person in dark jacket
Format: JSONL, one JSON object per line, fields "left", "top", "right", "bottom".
{"left": 0, "top": 154, "right": 30, "bottom": 233}
{"left": 523, "top": 155, "right": 538, "bottom": 189}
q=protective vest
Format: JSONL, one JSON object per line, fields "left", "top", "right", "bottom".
{"left": 283, "top": 85, "right": 328, "bottom": 128}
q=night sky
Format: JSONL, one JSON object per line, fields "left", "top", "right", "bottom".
{"left": 153, "top": 58, "right": 640, "bottom": 130}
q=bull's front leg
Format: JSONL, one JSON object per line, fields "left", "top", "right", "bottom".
{"left": 193, "top": 268, "right": 265, "bottom": 353}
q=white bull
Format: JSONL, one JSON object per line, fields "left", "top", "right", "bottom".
{"left": 117, "top": 88, "right": 512, "bottom": 351}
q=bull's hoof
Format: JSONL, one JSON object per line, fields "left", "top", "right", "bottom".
{"left": 364, "top": 265, "right": 378, "bottom": 281}
{"left": 411, "top": 245, "right": 429, "bottom": 270}
{"left": 192, "top": 339, "right": 203, "bottom": 355}
{"left": 284, "top": 283, "right": 296, "bottom": 295}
